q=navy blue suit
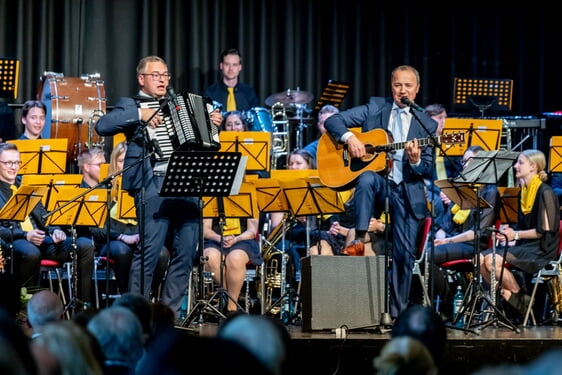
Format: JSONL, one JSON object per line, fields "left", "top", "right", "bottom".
{"left": 95, "top": 94, "right": 199, "bottom": 317}
{"left": 325, "top": 96, "right": 437, "bottom": 317}
{"left": 204, "top": 81, "right": 259, "bottom": 112}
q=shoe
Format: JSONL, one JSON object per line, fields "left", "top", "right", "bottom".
{"left": 341, "top": 240, "right": 365, "bottom": 256}
{"left": 506, "top": 290, "right": 531, "bottom": 318}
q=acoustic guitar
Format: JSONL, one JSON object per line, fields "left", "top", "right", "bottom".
{"left": 317, "top": 128, "right": 465, "bottom": 190}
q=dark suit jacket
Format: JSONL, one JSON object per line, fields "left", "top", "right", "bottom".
{"left": 0, "top": 184, "right": 54, "bottom": 241}
{"left": 95, "top": 96, "right": 154, "bottom": 192}
{"left": 324, "top": 96, "right": 438, "bottom": 220}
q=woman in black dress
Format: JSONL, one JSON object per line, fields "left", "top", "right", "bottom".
{"left": 480, "top": 149, "right": 560, "bottom": 317}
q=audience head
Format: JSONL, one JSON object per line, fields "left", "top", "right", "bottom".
{"left": 112, "top": 293, "right": 153, "bottom": 343}
{"left": 424, "top": 103, "right": 447, "bottom": 135}
{"left": 32, "top": 320, "right": 104, "bottom": 375}
{"left": 87, "top": 306, "right": 145, "bottom": 370}
{"left": 317, "top": 104, "right": 339, "bottom": 135}
{"left": 391, "top": 304, "right": 447, "bottom": 366}
{"left": 77, "top": 146, "right": 106, "bottom": 187}
{"left": 373, "top": 336, "right": 437, "bottom": 375}
{"left": 288, "top": 149, "right": 315, "bottom": 170}
{"left": 27, "top": 290, "right": 64, "bottom": 336}
{"left": 217, "top": 314, "right": 288, "bottom": 375}
{"left": 222, "top": 110, "right": 248, "bottom": 131}
{"left": 21, "top": 100, "right": 47, "bottom": 140}
{"left": 0, "top": 307, "right": 38, "bottom": 375}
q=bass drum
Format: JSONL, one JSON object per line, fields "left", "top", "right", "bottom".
{"left": 244, "top": 107, "right": 273, "bottom": 132}
{"left": 37, "top": 72, "right": 106, "bottom": 164}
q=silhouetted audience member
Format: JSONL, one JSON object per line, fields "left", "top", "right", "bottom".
{"left": 373, "top": 336, "right": 438, "bottom": 375}
{"left": 0, "top": 307, "right": 37, "bottom": 375}
{"left": 87, "top": 306, "right": 145, "bottom": 374}
{"left": 112, "top": 293, "right": 153, "bottom": 345}
{"left": 26, "top": 290, "right": 64, "bottom": 338}
{"left": 217, "top": 314, "right": 289, "bottom": 375}
{"left": 391, "top": 304, "right": 447, "bottom": 367}
{"left": 0, "top": 272, "right": 23, "bottom": 319}
{"left": 138, "top": 330, "right": 272, "bottom": 375}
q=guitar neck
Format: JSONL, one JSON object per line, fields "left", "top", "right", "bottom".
{"left": 373, "top": 135, "right": 437, "bottom": 153}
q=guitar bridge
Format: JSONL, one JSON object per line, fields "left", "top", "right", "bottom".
{"left": 343, "top": 148, "right": 349, "bottom": 167}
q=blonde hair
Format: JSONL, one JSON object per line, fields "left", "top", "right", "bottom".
{"left": 520, "top": 149, "right": 548, "bottom": 182}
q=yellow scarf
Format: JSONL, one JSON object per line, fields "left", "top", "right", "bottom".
{"left": 451, "top": 204, "right": 471, "bottom": 225}
{"left": 520, "top": 174, "right": 542, "bottom": 215}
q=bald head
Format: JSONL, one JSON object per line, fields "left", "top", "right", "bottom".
{"left": 27, "top": 291, "right": 64, "bottom": 334}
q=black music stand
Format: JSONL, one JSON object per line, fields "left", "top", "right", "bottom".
{"left": 45, "top": 188, "right": 108, "bottom": 315}
{"left": 452, "top": 150, "right": 519, "bottom": 332}
{"left": 161, "top": 151, "right": 246, "bottom": 329}
{"left": 313, "top": 80, "right": 350, "bottom": 113}
{"left": 453, "top": 77, "right": 513, "bottom": 117}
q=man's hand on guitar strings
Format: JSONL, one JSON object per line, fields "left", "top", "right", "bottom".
{"left": 405, "top": 138, "right": 421, "bottom": 164}
{"left": 346, "top": 134, "right": 366, "bottom": 158}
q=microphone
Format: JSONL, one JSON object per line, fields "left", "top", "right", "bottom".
{"left": 400, "top": 97, "right": 424, "bottom": 111}
{"left": 151, "top": 138, "right": 164, "bottom": 159}
{"left": 167, "top": 86, "right": 180, "bottom": 110}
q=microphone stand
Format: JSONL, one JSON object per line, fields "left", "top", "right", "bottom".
{"left": 137, "top": 95, "right": 172, "bottom": 295}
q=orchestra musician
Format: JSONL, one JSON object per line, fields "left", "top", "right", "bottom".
{"left": 18, "top": 100, "right": 47, "bottom": 140}
{"left": 0, "top": 142, "right": 95, "bottom": 306}
{"left": 324, "top": 65, "right": 437, "bottom": 319}
{"left": 95, "top": 56, "right": 222, "bottom": 319}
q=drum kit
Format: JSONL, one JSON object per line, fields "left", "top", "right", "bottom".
{"left": 242, "top": 88, "right": 315, "bottom": 169}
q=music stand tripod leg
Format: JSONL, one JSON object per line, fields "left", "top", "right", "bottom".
{"left": 62, "top": 225, "right": 84, "bottom": 316}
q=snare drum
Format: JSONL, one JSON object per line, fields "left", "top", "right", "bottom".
{"left": 37, "top": 72, "right": 106, "bottom": 162}
{"left": 244, "top": 107, "right": 273, "bottom": 132}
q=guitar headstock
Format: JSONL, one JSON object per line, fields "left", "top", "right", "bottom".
{"left": 439, "top": 131, "right": 465, "bottom": 145}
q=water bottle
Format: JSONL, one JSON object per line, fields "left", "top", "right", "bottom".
{"left": 453, "top": 285, "right": 465, "bottom": 327}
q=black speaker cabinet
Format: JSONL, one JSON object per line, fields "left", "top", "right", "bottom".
{"left": 301, "top": 255, "right": 386, "bottom": 331}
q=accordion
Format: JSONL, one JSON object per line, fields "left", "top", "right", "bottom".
{"left": 141, "top": 92, "right": 220, "bottom": 162}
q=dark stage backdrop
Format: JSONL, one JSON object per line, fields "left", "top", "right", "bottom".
{"left": 0, "top": 1, "right": 560, "bottom": 137}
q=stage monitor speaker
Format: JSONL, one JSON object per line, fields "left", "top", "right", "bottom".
{"left": 301, "top": 255, "right": 386, "bottom": 331}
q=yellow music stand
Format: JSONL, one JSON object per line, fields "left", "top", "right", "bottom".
{"left": 549, "top": 136, "right": 562, "bottom": 173}
{"left": 497, "top": 186, "right": 520, "bottom": 225}
{"left": 278, "top": 176, "right": 345, "bottom": 217}
{"left": 203, "top": 182, "right": 258, "bottom": 219}
{"left": 45, "top": 187, "right": 108, "bottom": 228}
{"left": 441, "top": 118, "right": 502, "bottom": 156}
{"left": 254, "top": 170, "right": 317, "bottom": 213}
{"left": 10, "top": 139, "right": 68, "bottom": 174}
{"left": 220, "top": 131, "right": 271, "bottom": 172}
{"left": 0, "top": 185, "right": 49, "bottom": 223}
{"left": 21, "top": 174, "right": 83, "bottom": 208}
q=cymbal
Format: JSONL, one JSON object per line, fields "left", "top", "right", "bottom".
{"left": 265, "top": 89, "right": 314, "bottom": 107}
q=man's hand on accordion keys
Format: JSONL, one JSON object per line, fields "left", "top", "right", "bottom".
{"left": 141, "top": 107, "right": 163, "bottom": 128}
{"left": 210, "top": 109, "right": 223, "bottom": 127}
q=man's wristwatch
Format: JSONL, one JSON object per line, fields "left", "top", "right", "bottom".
{"left": 514, "top": 231, "right": 519, "bottom": 241}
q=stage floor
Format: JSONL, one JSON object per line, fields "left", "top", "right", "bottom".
{"left": 179, "top": 320, "right": 562, "bottom": 375}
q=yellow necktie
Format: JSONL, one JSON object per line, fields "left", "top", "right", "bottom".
{"left": 10, "top": 185, "right": 34, "bottom": 231}
{"left": 226, "top": 87, "right": 236, "bottom": 111}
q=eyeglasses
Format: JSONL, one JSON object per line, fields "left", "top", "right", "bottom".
{"left": 141, "top": 72, "right": 172, "bottom": 80}
{"left": 0, "top": 161, "right": 22, "bottom": 168}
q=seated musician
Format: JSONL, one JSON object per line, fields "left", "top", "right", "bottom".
{"left": 481, "top": 149, "right": 560, "bottom": 319}
{"left": 0, "top": 142, "right": 95, "bottom": 307}
{"left": 77, "top": 144, "right": 169, "bottom": 297}
{"left": 432, "top": 146, "right": 500, "bottom": 265}
{"left": 18, "top": 100, "right": 46, "bottom": 140}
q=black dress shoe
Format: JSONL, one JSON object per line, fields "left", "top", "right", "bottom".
{"left": 506, "top": 290, "right": 531, "bottom": 318}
